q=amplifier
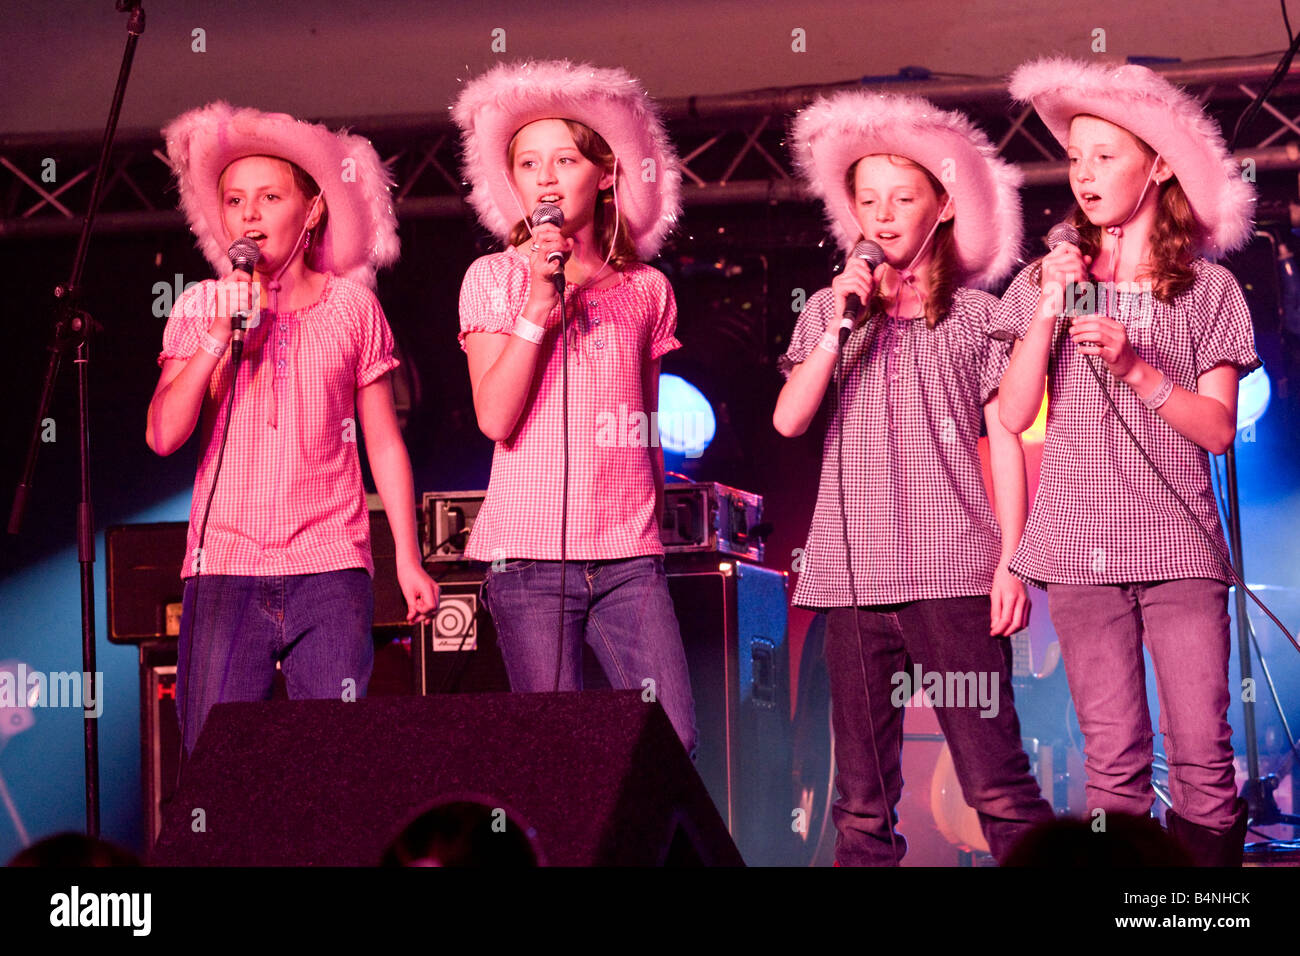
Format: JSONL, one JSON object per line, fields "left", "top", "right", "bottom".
{"left": 106, "top": 523, "right": 188, "bottom": 643}
{"left": 107, "top": 510, "right": 411, "bottom": 644}
{"left": 661, "top": 482, "right": 766, "bottom": 561}
{"left": 421, "top": 490, "right": 484, "bottom": 562}
{"left": 422, "top": 482, "right": 766, "bottom": 562}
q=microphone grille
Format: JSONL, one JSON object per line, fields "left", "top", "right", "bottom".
{"left": 1045, "top": 222, "right": 1081, "bottom": 251}
{"left": 227, "top": 237, "right": 261, "bottom": 271}
{"left": 530, "top": 203, "right": 564, "bottom": 229}
{"left": 852, "top": 239, "right": 886, "bottom": 270}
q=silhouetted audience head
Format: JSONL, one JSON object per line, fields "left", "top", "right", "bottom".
{"left": 8, "top": 832, "right": 140, "bottom": 867}
{"left": 381, "top": 797, "right": 543, "bottom": 867}
{"left": 1003, "top": 812, "right": 1193, "bottom": 866}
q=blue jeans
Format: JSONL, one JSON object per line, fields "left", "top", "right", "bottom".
{"left": 824, "top": 597, "right": 1054, "bottom": 865}
{"left": 482, "top": 556, "right": 698, "bottom": 756}
{"left": 177, "top": 570, "right": 374, "bottom": 754}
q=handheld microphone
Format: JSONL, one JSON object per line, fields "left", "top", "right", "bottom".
{"left": 1044, "top": 222, "right": 1085, "bottom": 319}
{"left": 1045, "top": 220, "right": 1101, "bottom": 347}
{"left": 1044, "top": 221, "right": 1080, "bottom": 249}
{"left": 530, "top": 203, "right": 567, "bottom": 293}
{"left": 226, "top": 238, "right": 261, "bottom": 356}
{"left": 840, "top": 240, "right": 886, "bottom": 344}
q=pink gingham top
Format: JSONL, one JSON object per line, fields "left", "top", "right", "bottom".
{"left": 457, "top": 246, "right": 681, "bottom": 561}
{"left": 158, "top": 274, "right": 399, "bottom": 578}
{"left": 989, "top": 259, "right": 1260, "bottom": 589}
{"left": 780, "top": 286, "right": 1013, "bottom": 607}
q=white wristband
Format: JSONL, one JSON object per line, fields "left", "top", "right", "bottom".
{"left": 199, "top": 331, "right": 228, "bottom": 358}
{"left": 1140, "top": 370, "right": 1175, "bottom": 410}
{"left": 817, "top": 331, "right": 840, "bottom": 355}
{"left": 513, "top": 316, "right": 546, "bottom": 345}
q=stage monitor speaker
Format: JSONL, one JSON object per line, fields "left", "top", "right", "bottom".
{"left": 141, "top": 636, "right": 416, "bottom": 850}
{"left": 151, "top": 691, "right": 742, "bottom": 867}
{"left": 418, "top": 556, "right": 795, "bottom": 865}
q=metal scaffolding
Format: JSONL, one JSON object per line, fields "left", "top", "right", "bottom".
{"left": 3, "top": 55, "right": 1300, "bottom": 240}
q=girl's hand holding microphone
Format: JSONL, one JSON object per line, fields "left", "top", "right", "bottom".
{"left": 1068, "top": 314, "right": 1139, "bottom": 379}
{"left": 831, "top": 255, "right": 879, "bottom": 326}
{"left": 212, "top": 270, "right": 257, "bottom": 343}
{"left": 1036, "top": 241, "right": 1091, "bottom": 318}
{"left": 523, "top": 223, "right": 573, "bottom": 329}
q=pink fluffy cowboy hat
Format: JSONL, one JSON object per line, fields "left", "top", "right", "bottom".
{"left": 163, "top": 101, "right": 400, "bottom": 288}
{"left": 790, "top": 91, "right": 1024, "bottom": 288}
{"left": 450, "top": 59, "right": 681, "bottom": 260}
{"left": 1009, "top": 57, "right": 1256, "bottom": 258}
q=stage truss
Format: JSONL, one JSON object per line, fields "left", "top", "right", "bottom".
{"left": 3, "top": 55, "right": 1300, "bottom": 244}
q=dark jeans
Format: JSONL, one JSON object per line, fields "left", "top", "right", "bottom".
{"left": 825, "top": 596, "right": 1053, "bottom": 865}
{"left": 177, "top": 570, "right": 374, "bottom": 754}
{"left": 483, "top": 555, "right": 697, "bottom": 756}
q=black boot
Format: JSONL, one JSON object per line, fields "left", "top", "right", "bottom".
{"left": 1166, "top": 799, "right": 1249, "bottom": 867}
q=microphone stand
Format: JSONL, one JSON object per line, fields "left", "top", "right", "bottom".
{"left": 6, "top": 0, "right": 147, "bottom": 837}
{"left": 1221, "top": 109, "right": 1300, "bottom": 858}
{"left": 1224, "top": 442, "right": 1300, "bottom": 850}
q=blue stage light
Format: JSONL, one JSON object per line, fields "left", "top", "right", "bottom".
{"left": 658, "top": 374, "right": 716, "bottom": 459}
{"left": 1237, "top": 366, "right": 1270, "bottom": 431}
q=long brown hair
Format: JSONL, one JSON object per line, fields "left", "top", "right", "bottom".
{"left": 1062, "top": 119, "right": 1201, "bottom": 301}
{"left": 844, "top": 155, "right": 958, "bottom": 329}
{"left": 506, "top": 119, "right": 639, "bottom": 269}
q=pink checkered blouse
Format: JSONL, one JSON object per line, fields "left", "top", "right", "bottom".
{"left": 158, "top": 274, "right": 399, "bottom": 578}
{"left": 457, "top": 247, "right": 681, "bottom": 561}
{"left": 989, "top": 259, "right": 1260, "bottom": 589}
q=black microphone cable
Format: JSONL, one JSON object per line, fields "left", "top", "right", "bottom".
{"left": 553, "top": 275, "right": 570, "bottom": 693}
{"left": 832, "top": 306, "right": 901, "bottom": 866}
{"left": 175, "top": 238, "right": 258, "bottom": 782}
{"left": 1079, "top": 352, "right": 1297, "bottom": 653}
{"left": 1209, "top": 456, "right": 1299, "bottom": 759}
{"left": 175, "top": 319, "right": 245, "bottom": 787}
{"left": 522, "top": 203, "right": 574, "bottom": 694}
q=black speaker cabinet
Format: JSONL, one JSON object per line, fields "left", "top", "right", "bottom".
{"left": 668, "top": 556, "right": 794, "bottom": 866}
{"left": 140, "top": 642, "right": 180, "bottom": 849}
{"left": 153, "top": 691, "right": 743, "bottom": 866}
{"left": 412, "top": 567, "right": 510, "bottom": 695}
{"left": 108, "top": 515, "right": 410, "bottom": 644}
{"left": 141, "top": 555, "right": 796, "bottom": 864}
{"left": 141, "top": 635, "right": 416, "bottom": 853}
{"left": 414, "top": 567, "right": 610, "bottom": 693}
{"left": 417, "top": 555, "right": 795, "bottom": 865}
